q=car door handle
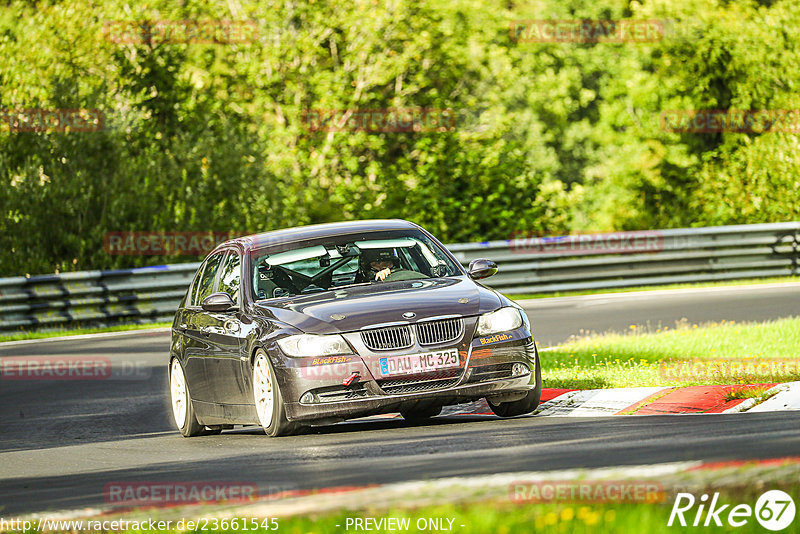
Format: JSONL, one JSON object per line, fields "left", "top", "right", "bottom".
{"left": 200, "top": 326, "right": 225, "bottom": 336}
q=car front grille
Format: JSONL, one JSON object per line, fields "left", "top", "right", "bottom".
{"left": 377, "top": 368, "right": 462, "bottom": 394}
{"left": 416, "top": 318, "right": 464, "bottom": 346}
{"left": 361, "top": 318, "right": 464, "bottom": 351}
{"left": 361, "top": 325, "right": 413, "bottom": 351}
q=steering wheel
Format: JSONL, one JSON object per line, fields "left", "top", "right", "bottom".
{"left": 381, "top": 269, "right": 427, "bottom": 282}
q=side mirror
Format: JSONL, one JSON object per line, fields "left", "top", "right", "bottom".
{"left": 202, "top": 292, "right": 236, "bottom": 312}
{"left": 468, "top": 258, "right": 498, "bottom": 280}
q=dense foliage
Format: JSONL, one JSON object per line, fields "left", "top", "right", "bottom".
{"left": 1, "top": 0, "right": 798, "bottom": 275}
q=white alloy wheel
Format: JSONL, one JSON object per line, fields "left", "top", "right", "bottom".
{"left": 170, "top": 359, "right": 188, "bottom": 429}
{"left": 254, "top": 352, "right": 275, "bottom": 429}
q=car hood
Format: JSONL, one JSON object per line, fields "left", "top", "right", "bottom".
{"left": 254, "top": 277, "right": 503, "bottom": 334}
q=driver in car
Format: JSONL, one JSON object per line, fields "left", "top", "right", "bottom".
{"left": 357, "top": 249, "right": 401, "bottom": 282}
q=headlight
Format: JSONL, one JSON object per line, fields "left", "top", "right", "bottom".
{"left": 276, "top": 334, "right": 352, "bottom": 357}
{"left": 476, "top": 307, "right": 523, "bottom": 336}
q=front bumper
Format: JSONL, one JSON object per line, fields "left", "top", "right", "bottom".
{"left": 278, "top": 330, "right": 538, "bottom": 422}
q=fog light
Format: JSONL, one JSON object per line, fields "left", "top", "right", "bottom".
{"left": 300, "top": 391, "right": 315, "bottom": 404}
{"left": 512, "top": 363, "right": 529, "bottom": 377}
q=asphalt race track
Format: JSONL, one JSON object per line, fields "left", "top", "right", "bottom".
{"left": 1, "top": 283, "right": 799, "bottom": 516}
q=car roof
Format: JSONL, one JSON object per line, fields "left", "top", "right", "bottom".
{"left": 214, "top": 219, "right": 423, "bottom": 253}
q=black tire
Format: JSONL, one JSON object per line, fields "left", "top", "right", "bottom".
{"left": 169, "top": 358, "right": 207, "bottom": 437}
{"left": 401, "top": 404, "right": 442, "bottom": 422}
{"left": 253, "top": 349, "right": 303, "bottom": 437}
{"left": 487, "top": 345, "right": 542, "bottom": 417}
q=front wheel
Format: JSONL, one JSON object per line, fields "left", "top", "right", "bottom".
{"left": 487, "top": 346, "right": 542, "bottom": 417}
{"left": 253, "top": 350, "right": 301, "bottom": 437}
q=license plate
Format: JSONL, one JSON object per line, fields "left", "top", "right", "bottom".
{"left": 379, "top": 349, "right": 460, "bottom": 377}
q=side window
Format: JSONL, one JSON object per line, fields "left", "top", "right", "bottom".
{"left": 218, "top": 252, "right": 241, "bottom": 304}
{"left": 187, "top": 266, "right": 205, "bottom": 307}
{"left": 195, "top": 253, "right": 224, "bottom": 305}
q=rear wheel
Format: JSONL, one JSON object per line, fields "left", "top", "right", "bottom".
{"left": 170, "top": 358, "right": 207, "bottom": 437}
{"left": 487, "top": 346, "right": 542, "bottom": 417}
{"left": 253, "top": 350, "right": 301, "bottom": 437}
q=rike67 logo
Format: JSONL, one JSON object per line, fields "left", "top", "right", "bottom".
{"left": 669, "top": 490, "right": 796, "bottom": 531}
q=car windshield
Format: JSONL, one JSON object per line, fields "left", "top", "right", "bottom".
{"left": 250, "top": 229, "right": 462, "bottom": 300}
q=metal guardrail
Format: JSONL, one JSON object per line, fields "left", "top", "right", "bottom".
{"left": 0, "top": 222, "right": 798, "bottom": 333}
{"left": 0, "top": 264, "right": 199, "bottom": 333}
{"left": 448, "top": 222, "right": 800, "bottom": 294}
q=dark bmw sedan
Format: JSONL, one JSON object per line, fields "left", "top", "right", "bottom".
{"left": 169, "top": 219, "right": 541, "bottom": 437}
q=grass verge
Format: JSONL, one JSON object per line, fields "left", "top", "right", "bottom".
{"left": 540, "top": 317, "right": 800, "bottom": 389}
{"left": 0, "top": 322, "right": 171, "bottom": 343}
{"left": 262, "top": 491, "right": 797, "bottom": 534}
{"left": 251, "top": 500, "right": 717, "bottom": 533}
{"left": 0, "top": 503, "right": 756, "bottom": 534}
{"left": 509, "top": 275, "right": 800, "bottom": 300}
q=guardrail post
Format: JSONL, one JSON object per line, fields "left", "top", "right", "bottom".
{"left": 778, "top": 227, "right": 800, "bottom": 276}
{"left": 794, "top": 227, "right": 800, "bottom": 276}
